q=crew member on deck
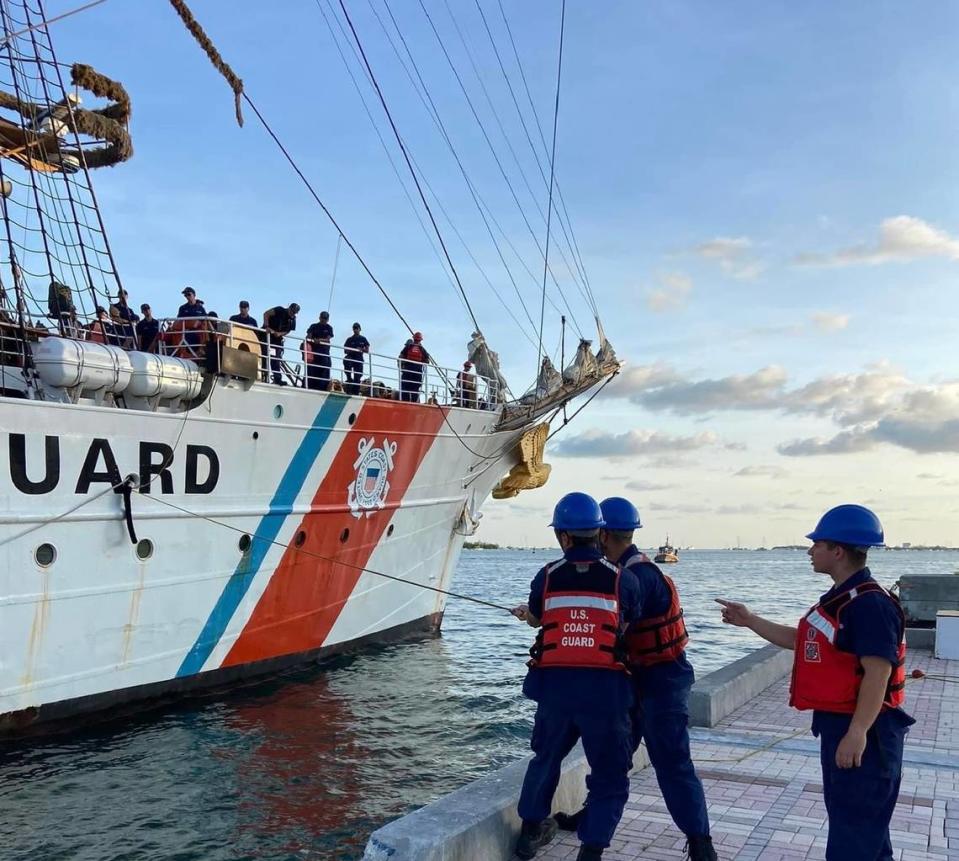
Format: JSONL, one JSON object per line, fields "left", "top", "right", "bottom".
{"left": 718, "top": 505, "right": 913, "bottom": 861}
{"left": 136, "top": 303, "right": 159, "bottom": 352}
{"left": 177, "top": 287, "right": 206, "bottom": 318}
{"left": 305, "top": 311, "right": 334, "bottom": 391}
{"left": 398, "top": 331, "right": 429, "bottom": 402}
{"left": 343, "top": 322, "right": 369, "bottom": 395}
{"left": 109, "top": 289, "right": 138, "bottom": 347}
{"left": 455, "top": 360, "right": 477, "bottom": 408}
{"left": 229, "top": 300, "right": 258, "bottom": 328}
{"left": 262, "top": 302, "right": 300, "bottom": 385}
{"left": 555, "top": 497, "right": 716, "bottom": 861}
{"left": 511, "top": 493, "right": 641, "bottom": 861}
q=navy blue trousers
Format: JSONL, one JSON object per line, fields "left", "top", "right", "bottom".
{"left": 816, "top": 712, "right": 909, "bottom": 861}
{"left": 631, "top": 663, "right": 710, "bottom": 838}
{"left": 518, "top": 703, "right": 633, "bottom": 848}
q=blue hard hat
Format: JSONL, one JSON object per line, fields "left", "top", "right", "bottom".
{"left": 806, "top": 504, "right": 884, "bottom": 547}
{"left": 549, "top": 492, "right": 605, "bottom": 531}
{"left": 599, "top": 497, "right": 642, "bottom": 530}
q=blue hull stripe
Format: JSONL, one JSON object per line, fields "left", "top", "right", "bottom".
{"left": 176, "top": 395, "right": 350, "bottom": 677}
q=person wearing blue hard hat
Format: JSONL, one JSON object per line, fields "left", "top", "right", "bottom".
{"left": 717, "top": 504, "right": 914, "bottom": 860}
{"left": 510, "top": 492, "right": 643, "bottom": 861}
{"left": 553, "top": 496, "right": 716, "bottom": 861}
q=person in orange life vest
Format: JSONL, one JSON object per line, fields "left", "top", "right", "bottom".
{"left": 398, "top": 332, "right": 429, "bottom": 402}
{"left": 554, "top": 497, "right": 716, "bottom": 861}
{"left": 717, "top": 505, "right": 913, "bottom": 861}
{"left": 510, "top": 492, "right": 643, "bottom": 861}
{"left": 455, "top": 361, "right": 477, "bottom": 408}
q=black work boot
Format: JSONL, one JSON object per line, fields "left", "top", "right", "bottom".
{"left": 687, "top": 834, "right": 718, "bottom": 861}
{"left": 515, "top": 818, "right": 558, "bottom": 860}
{"left": 576, "top": 846, "right": 604, "bottom": 861}
{"left": 553, "top": 807, "right": 585, "bottom": 831}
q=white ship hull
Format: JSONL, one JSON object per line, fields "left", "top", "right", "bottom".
{"left": 0, "top": 378, "right": 525, "bottom": 733}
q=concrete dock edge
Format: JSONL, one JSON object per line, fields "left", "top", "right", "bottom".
{"left": 687, "top": 642, "right": 792, "bottom": 728}
{"left": 362, "top": 743, "right": 650, "bottom": 861}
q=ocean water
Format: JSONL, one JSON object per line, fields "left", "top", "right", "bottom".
{"left": 1, "top": 549, "right": 955, "bottom": 860}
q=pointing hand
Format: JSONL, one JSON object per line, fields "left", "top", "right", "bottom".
{"left": 715, "top": 598, "right": 753, "bottom": 627}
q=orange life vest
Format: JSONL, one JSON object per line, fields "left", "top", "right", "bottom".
{"left": 789, "top": 580, "right": 906, "bottom": 714}
{"left": 164, "top": 318, "right": 210, "bottom": 359}
{"left": 623, "top": 554, "right": 689, "bottom": 667}
{"left": 529, "top": 557, "right": 627, "bottom": 672}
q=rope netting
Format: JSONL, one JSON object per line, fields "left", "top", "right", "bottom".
{"left": 0, "top": 0, "right": 127, "bottom": 335}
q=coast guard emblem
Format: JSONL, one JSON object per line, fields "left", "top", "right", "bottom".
{"left": 348, "top": 437, "right": 397, "bottom": 518}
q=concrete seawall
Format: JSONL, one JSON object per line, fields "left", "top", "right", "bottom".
{"left": 363, "top": 645, "right": 792, "bottom": 861}
{"left": 362, "top": 744, "right": 651, "bottom": 861}
{"left": 688, "top": 643, "right": 792, "bottom": 728}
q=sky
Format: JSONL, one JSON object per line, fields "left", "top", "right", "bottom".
{"left": 35, "top": 1, "right": 959, "bottom": 548}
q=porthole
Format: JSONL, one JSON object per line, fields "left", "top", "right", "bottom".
{"left": 238, "top": 534, "right": 252, "bottom": 553}
{"left": 135, "top": 538, "right": 154, "bottom": 560}
{"left": 252, "top": 431, "right": 259, "bottom": 440}
{"left": 387, "top": 524, "right": 395, "bottom": 537}
{"left": 273, "top": 404, "right": 283, "bottom": 420}
{"left": 340, "top": 528, "right": 350, "bottom": 543}
{"left": 35, "top": 543, "right": 56, "bottom": 567}
{"left": 348, "top": 412, "right": 356, "bottom": 425}
{"left": 294, "top": 530, "right": 306, "bottom": 548}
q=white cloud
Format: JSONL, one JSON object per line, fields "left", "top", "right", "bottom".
{"left": 811, "top": 311, "right": 850, "bottom": 331}
{"left": 624, "top": 479, "right": 671, "bottom": 492}
{"left": 734, "top": 465, "right": 788, "bottom": 479}
{"left": 603, "top": 361, "right": 959, "bottom": 456}
{"left": 692, "top": 236, "right": 764, "bottom": 279}
{"left": 553, "top": 428, "right": 719, "bottom": 458}
{"left": 646, "top": 271, "right": 693, "bottom": 313}
{"left": 794, "top": 215, "right": 959, "bottom": 267}
{"left": 779, "top": 383, "right": 959, "bottom": 456}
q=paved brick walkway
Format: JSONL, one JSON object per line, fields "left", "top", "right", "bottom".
{"left": 536, "top": 650, "right": 959, "bottom": 860}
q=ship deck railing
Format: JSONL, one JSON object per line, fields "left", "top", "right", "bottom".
{"left": 150, "top": 317, "right": 501, "bottom": 410}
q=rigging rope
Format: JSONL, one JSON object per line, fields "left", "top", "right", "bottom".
{"left": 335, "top": 0, "right": 482, "bottom": 336}
{"left": 140, "top": 491, "right": 513, "bottom": 613}
{"left": 167, "top": 0, "right": 244, "bottom": 127}
{"left": 495, "top": 0, "right": 599, "bottom": 319}
{"left": 536, "top": 0, "right": 566, "bottom": 386}
{"left": 0, "top": 0, "right": 107, "bottom": 49}
{"left": 326, "top": 233, "right": 341, "bottom": 313}
{"left": 412, "top": 0, "right": 584, "bottom": 338}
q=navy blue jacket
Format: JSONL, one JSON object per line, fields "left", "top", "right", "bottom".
{"left": 617, "top": 544, "right": 695, "bottom": 692}
{"left": 522, "top": 546, "right": 642, "bottom": 714}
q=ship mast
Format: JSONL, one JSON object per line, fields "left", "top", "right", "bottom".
{"left": 0, "top": 0, "right": 129, "bottom": 347}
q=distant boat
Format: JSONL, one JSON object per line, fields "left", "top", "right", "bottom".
{"left": 654, "top": 536, "right": 679, "bottom": 564}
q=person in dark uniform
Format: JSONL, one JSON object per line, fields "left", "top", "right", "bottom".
{"left": 229, "top": 300, "right": 258, "bottom": 328}
{"left": 305, "top": 311, "right": 334, "bottom": 391}
{"left": 177, "top": 286, "right": 206, "bottom": 319}
{"left": 262, "top": 302, "right": 300, "bottom": 385}
{"left": 555, "top": 498, "right": 715, "bottom": 860}
{"left": 343, "top": 322, "right": 369, "bottom": 395}
{"left": 135, "top": 303, "right": 160, "bottom": 353}
{"left": 109, "top": 289, "right": 139, "bottom": 348}
{"left": 718, "top": 505, "right": 913, "bottom": 861}
{"left": 511, "top": 493, "right": 642, "bottom": 861}
{"left": 398, "top": 331, "right": 429, "bottom": 402}
{"left": 176, "top": 287, "right": 208, "bottom": 353}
